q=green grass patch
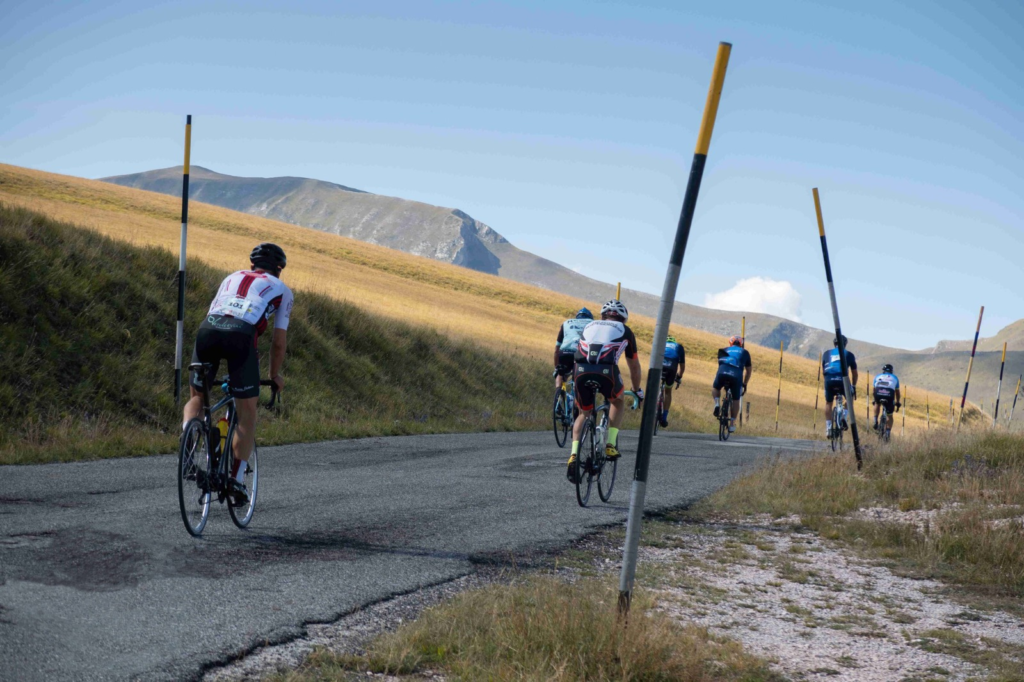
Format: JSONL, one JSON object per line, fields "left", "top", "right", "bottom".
{"left": 275, "top": 577, "right": 784, "bottom": 682}
{"left": 0, "top": 202, "right": 553, "bottom": 464}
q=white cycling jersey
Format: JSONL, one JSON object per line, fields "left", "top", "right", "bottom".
{"left": 576, "top": 320, "right": 638, "bottom": 365}
{"left": 208, "top": 270, "right": 294, "bottom": 335}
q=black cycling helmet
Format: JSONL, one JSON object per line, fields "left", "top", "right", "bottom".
{"left": 833, "top": 334, "right": 848, "bottom": 348}
{"left": 882, "top": 363, "right": 894, "bottom": 374}
{"left": 250, "top": 243, "right": 287, "bottom": 272}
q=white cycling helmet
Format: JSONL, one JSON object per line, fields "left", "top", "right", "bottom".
{"left": 601, "top": 299, "right": 629, "bottom": 322}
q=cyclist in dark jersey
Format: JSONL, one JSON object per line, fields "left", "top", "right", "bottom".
{"left": 822, "top": 335, "right": 859, "bottom": 436}
{"left": 554, "top": 308, "right": 593, "bottom": 391}
{"left": 712, "top": 336, "right": 752, "bottom": 433}
{"left": 182, "top": 243, "right": 292, "bottom": 503}
{"left": 659, "top": 336, "right": 685, "bottom": 428}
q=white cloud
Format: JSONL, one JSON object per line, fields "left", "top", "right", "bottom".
{"left": 704, "top": 277, "right": 803, "bottom": 322}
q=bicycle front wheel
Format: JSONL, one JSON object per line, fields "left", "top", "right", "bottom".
{"left": 552, "top": 388, "right": 569, "bottom": 448}
{"left": 576, "top": 417, "right": 596, "bottom": 507}
{"left": 719, "top": 400, "right": 731, "bottom": 441}
{"left": 228, "top": 445, "right": 258, "bottom": 528}
{"left": 178, "top": 419, "right": 212, "bottom": 537}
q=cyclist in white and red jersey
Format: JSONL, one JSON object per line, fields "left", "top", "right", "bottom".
{"left": 566, "top": 300, "right": 643, "bottom": 483}
{"left": 182, "top": 243, "right": 293, "bottom": 503}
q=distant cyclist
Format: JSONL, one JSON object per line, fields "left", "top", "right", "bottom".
{"left": 659, "top": 336, "right": 686, "bottom": 428}
{"left": 872, "top": 363, "right": 902, "bottom": 432}
{"left": 712, "top": 336, "right": 752, "bottom": 433}
{"left": 566, "top": 300, "right": 643, "bottom": 483}
{"left": 554, "top": 308, "right": 594, "bottom": 391}
{"left": 182, "top": 243, "right": 293, "bottom": 504}
{"left": 822, "top": 335, "right": 859, "bottom": 436}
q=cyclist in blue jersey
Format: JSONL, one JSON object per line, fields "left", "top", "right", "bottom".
{"left": 871, "top": 363, "right": 902, "bottom": 432}
{"left": 659, "top": 336, "right": 686, "bottom": 428}
{"left": 712, "top": 336, "right": 752, "bottom": 433}
{"left": 822, "top": 335, "right": 859, "bottom": 436}
{"left": 554, "top": 308, "right": 593, "bottom": 391}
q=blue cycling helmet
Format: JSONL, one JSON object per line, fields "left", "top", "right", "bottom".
{"left": 576, "top": 307, "right": 594, "bottom": 320}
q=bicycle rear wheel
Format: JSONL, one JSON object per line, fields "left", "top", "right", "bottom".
{"left": 227, "top": 422, "right": 259, "bottom": 528}
{"left": 178, "top": 419, "right": 212, "bottom": 537}
{"left": 718, "top": 398, "right": 731, "bottom": 441}
{"left": 575, "top": 416, "right": 596, "bottom": 507}
{"left": 597, "top": 426, "right": 617, "bottom": 502}
{"left": 552, "top": 388, "right": 570, "bottom": 448}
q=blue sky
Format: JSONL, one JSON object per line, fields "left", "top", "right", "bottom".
{"left": 2, "top": 0, "right": 1022, "bottom": 349}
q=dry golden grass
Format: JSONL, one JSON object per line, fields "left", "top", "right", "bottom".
{"left": 274, "top": 577, "right": 782, "bottom": 682}
{"left": 0, "top": 163, "right": 969, "bottom": 438}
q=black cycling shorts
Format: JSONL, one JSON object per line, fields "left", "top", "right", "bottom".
{"left": 573, "top": 362, "right": 623, "bottom": 412}
{"left": 824, "top": 377, "right": 847, "bottom": 403}
{"left": 190, "top": 315, "right": 261, "bottom": 399}
{"left": 873, "top": 392, "right": 895, "bottom": 413}
{"left": 661, "top": 362, "right": 679, "bottom": 387}
{"left": 555, "top": 352, "right": 576, "bottom": 379}
{"left": 713, "top": 368, "right": 744, "bottom": 398}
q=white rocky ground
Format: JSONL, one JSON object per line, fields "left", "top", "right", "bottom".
{"left": 627, "top": 517, "right": 1024, "bottom": 682}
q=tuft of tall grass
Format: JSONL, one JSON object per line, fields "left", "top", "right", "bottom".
{"left": 696, "top": 431, "right": 1024, "bottom": 597}
{"left": 276, "top": 577, "right": 782, "bottom": 682}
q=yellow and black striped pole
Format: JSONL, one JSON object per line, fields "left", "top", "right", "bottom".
{"left": 738, "top": 316, "right": 746, "bottom": 427}
{"left": 619, "top": 41, "right": 731, "bottom": 617}
{"left": 1008, "top": 375, "right": 1022, "bottom": 428}
{"left": 616, "top": 282, "right": 622, "bottom": 300}
{"left": 902, "top": 385, "right": 907, "bottom": 436}
{"left": 993, "top": 342, "right": 1007, "bottom": 428}
{"left": 174, "top": 115, "right": 193, "bottom": 404}
{"left": 926, "top": 393, "right": 930, "bottom": 429}
{"left": 813, "top": 351, "right": 821, "bottom": 433}
{"left": 956, "top": 306, "right": 984, "bottom": 432}
{"left": 774, "top": 341, "right": 783, "bottom": 431}
{"left": 865, "top": 374, "right": 870, "bottom": 423}
{"left": 813, "top": 188, "right": 863, "bottom": 467}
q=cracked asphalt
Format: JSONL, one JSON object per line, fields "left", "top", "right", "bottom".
{"left": 0, "top": 430, "right": 819, "bottom": 681}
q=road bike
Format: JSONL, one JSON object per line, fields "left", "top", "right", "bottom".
{"left": 873, "top": 398, "right": 894, "bottom": 443}
{"left": 717, "top": 388, "right": 735, "bottom": 441}
{"left": 552, "top": 371, "right": 575, "bottom": 448}
{"left": 829, "top": 393, "right": 848, "bottom": 452}
{"left": 178, "top": 362, "right": 278, "bottom": 537}
{"left": 571, "top": 387, "right": 640, "bottom": 507}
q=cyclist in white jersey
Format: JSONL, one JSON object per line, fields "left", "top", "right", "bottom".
{"left": 871, "top": 363, "right": 902, "bottom": 432}
{"left": 566, "top": 300, "right": 643, "bottom": 483}
{"left": 182, "top": 243, "right": 293, "bottom": 503}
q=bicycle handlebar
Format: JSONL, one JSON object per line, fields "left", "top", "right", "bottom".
{"left": 260, "top": 380, "right": 280, "bottom": 409}
{"left": 623, "top": 390, "right": 641, "bottom": 410}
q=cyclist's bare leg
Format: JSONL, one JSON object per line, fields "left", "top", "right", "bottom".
{"left": 183, "top": 386, "right": 203, "bottom": 426}
{"left": 873, "top": 403, "right": 881, "bottom": 424}
{"left": 729, "top": 396, "right": 740, "bottom": 423}
{"left": 572, "top": 408, "right": 592, "bottom": 442}
{"left": 609, "top": 396, "right": 625, "bottom": 429}
{"left": 825, "top": 400, "right": 834, "bottom": 422}
{"left": 887, "top": 411, "right": 895, "bottom": 430}
{"left": 555, "top": 374, "right": 564, "bottom": 391}
{"left": 232, "top": 397, "right": 258, "bottom": 464}
{"left": 664, "top": 386, "right": 673, "bottom": 412}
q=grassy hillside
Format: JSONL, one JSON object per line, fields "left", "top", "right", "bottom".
{"left": 0, "top": 203, "right": 557, "bottom": 464}
{"left": 0, "top": 164, "right": 978, "bottom": 459}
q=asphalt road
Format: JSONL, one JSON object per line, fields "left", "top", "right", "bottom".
{"left": 0, "top": 430, "right": 819, "bottom": 681}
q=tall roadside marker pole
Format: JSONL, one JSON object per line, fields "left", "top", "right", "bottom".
{"left": 1008, "top": 375, "right": 1022, "bottom": 429}
{"left": 956, "top": 306, "right": 984, "bottom": 432}
{"left": 992, "top": 342, "right": 1007, "bottom": 428}
{"left": 738, "top": 316, "right": 746, "bottom": 427}
{"left": 774, "top": 341, "right": 783, "bottom": 431}
{"left": 865, "top": 374, "right": 870, "bottom": 423}
{"left": 618, "top": 42, "right": 731, "bottom": 617}
{"left": 812, "top": 351, "right": 821, "bottom": 433}
{"left": 616, "top": 282, "right": 622, "bottom": 300}
{"left": 174, "top": 115, "right": 193, "bottom": 404}
{"left": 812, "top": 188, "right": 863, "bottom": 468}
{"left": 926, "top": 393, "right": 930, "bottom": 429}
{"left": 902, "top": 385, "right": 907, "bottom": 436}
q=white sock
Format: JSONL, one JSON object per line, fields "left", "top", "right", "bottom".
{"left": 235, "top": 461, "right": 248, "bottom": 483}
{"left": 826, "top": 420, "right": 832, "bottom": 429}
{"left": 714, "top": 397, "right": 721, "bottom": 407}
